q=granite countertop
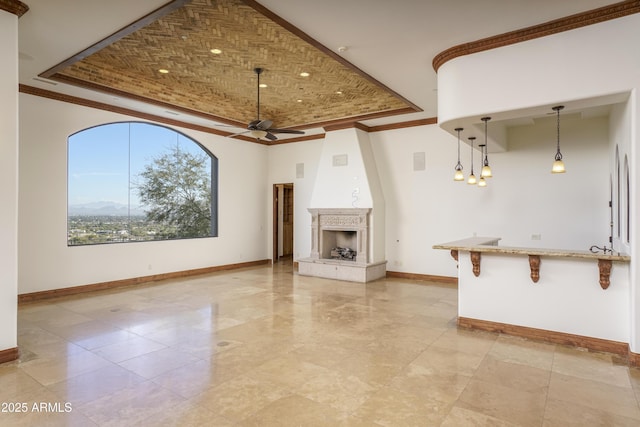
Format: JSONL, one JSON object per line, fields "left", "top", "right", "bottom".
{"left": 433, "top": 237, "right": 630, "bottom": 262}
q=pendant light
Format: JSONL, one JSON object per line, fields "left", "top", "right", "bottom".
{"left": 478, "top": 144, "right": 487, "bottom": 187}
{"left": 551, "top": 105, "right": 566, "bottom": 173}
{"left": 467, "top": 136, "right": 477, "bottom": 185}
{"left": 480, "top": 117, "right": 493, "bottom": 178}
{"left": 454, "top": 127, "right": 464, "bottom": 181}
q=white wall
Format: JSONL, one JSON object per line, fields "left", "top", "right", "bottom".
{"left": 610, "top": 100, "right": 633, "bottom": 256}
{"left": 18, "top": 94, "right": 269, "bottom": 294}
{"left": 369, "top": 115, "right": 609, "bottom": 277}
{"left": 0, "top": 10, "right": 19, "bottom": 352}
{"left": 266, "top": 138, "right": 323, "bottom": 261}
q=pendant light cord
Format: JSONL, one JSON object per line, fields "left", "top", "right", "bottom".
{"left": 481, "top": 117, "right": 491, "bottom": 167}
{"left": 455, "top": 128, "right": 463, "bottom": 168}
{"left": 254, "top": 67, "right": 263, "bottom": 121}
{"left": 554, "top": 106, "right": 563, "bottom": 161}
{"left": 469, "top": 138, "right": 475, "bottom": 174}
{"left": 484, "top": 119, "right": 489, "bottom": 165}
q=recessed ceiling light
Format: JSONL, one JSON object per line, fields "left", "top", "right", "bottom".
{"left": 210, "top": 48, "right": 222, "bottom": 54}
{"left": 335, "top": 91, "right": 343, "bottom": 95}
{"left": 297, "top": 99, "right": 303, "bottom": 103}
{"left": 259, "top": 83, "right": 268, "bottom": 88}
{"left": 299, "top": 72, "right": 310, "bottom": 77}
{"left": 158, "top": 69, "right": 169, "bottom": 74}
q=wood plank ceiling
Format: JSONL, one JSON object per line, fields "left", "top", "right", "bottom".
{"left": 41, "top": 0, "right": 420, "bottom": 132}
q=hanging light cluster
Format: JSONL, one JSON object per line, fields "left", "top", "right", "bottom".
{"left": 452, "top": 106, "right": 567, "bottom": 181}
{"left": 452, "top": 117, "right": 493, "bottom": 187}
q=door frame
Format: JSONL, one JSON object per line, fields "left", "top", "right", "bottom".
{"left": 272, "top": 183, "right": 294, "bottom": 263}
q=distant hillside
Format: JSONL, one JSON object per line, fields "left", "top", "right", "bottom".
{"left": 68, "top": 201, "right": 146, "bottom": 216}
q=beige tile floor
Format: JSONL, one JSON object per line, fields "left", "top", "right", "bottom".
{"left": 2, "top": 261, "right": 640, "bottom": 426}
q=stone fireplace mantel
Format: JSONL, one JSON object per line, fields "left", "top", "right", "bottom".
{"left": 299, "top": 208, "right": 387, "bottom": 283}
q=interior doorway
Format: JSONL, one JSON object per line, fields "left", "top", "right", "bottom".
{"left": 273, "top": 183, "right": 294, "bottom": 263}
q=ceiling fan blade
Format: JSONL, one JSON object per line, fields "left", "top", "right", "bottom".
{"left": 265, "top": 132, "right": 278, "bottom": 141}
{"left": 256, "top": 119, "right": 273, "bottom": 130}
{"left": 227, "top": 130, "right": 249, "bottom": 138}
{"left": 211, "top": 123, "right": 239, "bottom": 128}
{"left": 268, "top": 128, "right": 305, "bottom": 135}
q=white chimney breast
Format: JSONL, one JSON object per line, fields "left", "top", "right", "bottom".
{"left": 310, "top": 128, "right": 382, "bottom": 209}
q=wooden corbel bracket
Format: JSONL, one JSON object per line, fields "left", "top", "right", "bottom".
{"left": 528, "top": 255, "right": 540, "bottom": 283}
{"left": 470, "top": 251, "right": 481, "bottom": 277}
{"left": 598, "top": 259, "right": 612, "bottom": 290}
{"left": 450, "top": 250, "right": 459, "bottom": 262}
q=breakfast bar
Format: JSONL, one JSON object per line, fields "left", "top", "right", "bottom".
{"left": 434, "top": 237, "right": 631, "bottom": 348}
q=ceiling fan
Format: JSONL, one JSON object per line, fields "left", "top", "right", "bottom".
{"left": 230, "top": 67, "right": 305, "bottom": 141}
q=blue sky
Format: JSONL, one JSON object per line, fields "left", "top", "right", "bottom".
{"left": 68, "top": 122, "right": 207, "bottom": 207}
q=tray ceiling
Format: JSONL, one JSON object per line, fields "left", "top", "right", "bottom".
{"left": 42, "top": 0, "right": 419, "bottom": 130}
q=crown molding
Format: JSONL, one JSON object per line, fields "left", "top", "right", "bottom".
{"left": 323, "top": 117, "right": 437, "bottom": 134}
{"left": 433, "top": 0, "right": 640, "bottom": 72}
{"left": 19, "top": 84, "right": 327, "bottom": 145}
{"left": 0, "top": 0, "right": 28, "bottom": 17}
{"left": 20, "top": 84, "right": 240, "bottom": 139}
{"left": 368, "top": 117, "right": 438, "bottom": 132}
{"left": 323, "top": 122, "right": 370, "bottom": 132}
{"left": 266, "top": 134, "right": 326, "bottom": 145}
{"left": 20, "top": 85, "right": 439, "bottom": 146}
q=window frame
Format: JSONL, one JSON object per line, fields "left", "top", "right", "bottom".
{"left": 67, "top": 121, "right": 218, "bottom": 246}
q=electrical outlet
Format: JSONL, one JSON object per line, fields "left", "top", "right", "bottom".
{"left": 531, "top": 234, "right": 542, "bottom": 240}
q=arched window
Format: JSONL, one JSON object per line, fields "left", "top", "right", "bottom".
{"left": 616, "top": 145, "right": 620, "bottom": 238}
{"left": 625, "top": 155, "right": 630, "bottom": 244}
{"left": 67, "top": 122, "right": 218, "bottom": 246}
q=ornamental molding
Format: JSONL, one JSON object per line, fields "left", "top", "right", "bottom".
{"left": 433, "top": 0, "right": 640, "bottom": 72}
{"left": 0, "top": 0, "right": 29, "bottom": 17}
{"left": 319, "top": 215, "right": 361, "bottom": 227}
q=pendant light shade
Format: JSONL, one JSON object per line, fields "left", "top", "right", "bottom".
{"left": 467, "top": 136, "right": 477, "bottom": 185}
{"left": 551, "top": 105, "right": 566, "bottom": 174}
{"left": 454, "top": 127, "right": 464, "bottom": 181}
{"left": 552, "top": 159, "right": 566, "bottom": 173}
{"left": 480, "top": 117, "right": 493, "bottom": 178}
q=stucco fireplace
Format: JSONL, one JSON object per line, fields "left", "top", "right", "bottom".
{"left": 298, "top": 208, "right": 387, "bottom": 282}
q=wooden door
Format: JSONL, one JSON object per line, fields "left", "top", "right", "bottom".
{"left": 282, "top": 185, "right": 293, "bottom": 257}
